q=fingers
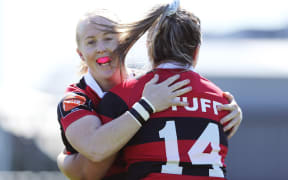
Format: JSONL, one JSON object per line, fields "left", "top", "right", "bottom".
{"left": 217, "top": 103, "right": 237, "bottom": 111}
{"left": 227, "top": 130, "right": 236, "bottom": 139}
{"left": 171, "top": 97, "right": 189, "bottom": 106}
{"left": 220, "top": 109, "right": 240, "bottom": 124}
{"left": 219, "top": 96, "right": 242, "bottom": 139}
{"left": 226, "top": 122, "right": 240, "bottom": 139}
{"left": 223, "top": 91, "right": 234, "bottom": 103}
{"left": 146, "top": 74, "right": 159, "bottom": 85}
{"left": 172, "top": 86, "right": 192, "bottom": 97}
{"left": 169, "top": 79, "right": 191, "bottom": 91}
{"left": 223, "top": 116, "right": 241, "bottom": 132}
{"left": 160, "top": 74, "right": 180, "bottom": 86}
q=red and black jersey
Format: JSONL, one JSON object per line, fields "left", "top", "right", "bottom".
{"left": 57, "top": 77, "right": 101, "bottom": 154}
{"left": 97, "top": 67, "right": 229, "bottom": 180}
{"left": 57, "top": 73, "right": 126, "bottom": 179}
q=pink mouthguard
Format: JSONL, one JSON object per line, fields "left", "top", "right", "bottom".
{"left": 96, "top": 57, "right": 111, "bottom": 64}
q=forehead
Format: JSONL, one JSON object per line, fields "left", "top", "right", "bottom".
{"left": 77, "top": 16, "right": 116, "bottom": 39}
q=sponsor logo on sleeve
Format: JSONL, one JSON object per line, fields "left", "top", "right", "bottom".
{"left": 62, "top": 93, "right": 86, "bottom": 112}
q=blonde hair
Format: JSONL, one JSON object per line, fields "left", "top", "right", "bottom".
{"left": 76, "top": 9, "right": 120, "bottom": 75}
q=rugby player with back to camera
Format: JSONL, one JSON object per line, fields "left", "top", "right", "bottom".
{"left": 97, "top": 0, "right": 232, "bottom": 179}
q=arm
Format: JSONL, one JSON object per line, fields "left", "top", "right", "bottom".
{"left": 65, "top": 112, "right": 141, "bottom": 162}
{"left": 57, "top": 149, "right": 116, "bottom": 180}
{"left": 65, "top": 74, "right": 191, "bottom": 162}
{"left": 218, "top": 92, "right": 243, "bottom": 139}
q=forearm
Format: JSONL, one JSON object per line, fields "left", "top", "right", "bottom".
{"left": 57, "top": 151, "right": 116, "bottom": 180}
{"left": 57, "top": 152, "right": 85, "bottom": 180}
{"left": 66, "top": 112, "right": 141, "bottom": 162}
{"left": 84, "top": 111, "right": 141, "bottom": 161}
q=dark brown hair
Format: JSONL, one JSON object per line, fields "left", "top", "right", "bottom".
{"left": 113, "top": 4, "right": 201, "bottom": 68}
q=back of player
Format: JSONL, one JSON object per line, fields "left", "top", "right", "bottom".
{"left": 98, "top": 67, "right": 229, "bottom": 180}
{"left": 97, "top": 1, "right": 230, "bottom": 179}
{"left": 125, "top": 68, "right": 229, "bottom": 180}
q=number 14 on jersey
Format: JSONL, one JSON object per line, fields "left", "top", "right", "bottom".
{"left": 159, "top": 120, "right": 225, "bottom": 177}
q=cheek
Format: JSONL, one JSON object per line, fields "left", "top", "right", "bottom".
{"left": 84, "top": 47, "right": 96, "bottom": 57}
{"left": 81, "top": 52, "right": 94, "bottom": 65}
{"left": 110, "top": 40, "right": 119, "bottom": 50}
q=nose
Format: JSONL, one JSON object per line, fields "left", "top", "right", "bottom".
{"left": 96, "top": 41, "right": 107, "bottom": 54}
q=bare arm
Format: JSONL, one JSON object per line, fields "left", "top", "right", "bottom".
{"left": 65, "top": 112, "right": 141, "bottom": 162}
{"left": 57, "top": 149, "right": 116, "bottom": 180}
{"left": 218, "top": 92, "right": 243, "bottom": 139}
{"left": 65, "top": 74, "right": 191, "bottom": 162}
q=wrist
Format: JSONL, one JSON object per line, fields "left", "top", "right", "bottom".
{"left": 139, "top": 97, "right": 156, "bottom": 113}
{"left": 129, "top": 97, "right": 156, "bottom": 126}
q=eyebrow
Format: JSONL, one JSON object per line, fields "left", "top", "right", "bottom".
{"left": 84, "top": 36, "right": 95, "bottom": 40}
{"left": 84, "top": 32, "right": 113, "bottom": 40}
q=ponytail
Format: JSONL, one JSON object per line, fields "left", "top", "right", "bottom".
{"left": 98, "top": 2, "right": 201, "bottom": 69}
{"left": 115, "top": 4, "right": 168, "bottom": 64}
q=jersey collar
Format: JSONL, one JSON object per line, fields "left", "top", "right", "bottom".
{"left": 156, "top": 62, "right": 195, "bottom": 72}
{"left": 84, "top": 70, "right": 106, "bottom": 98}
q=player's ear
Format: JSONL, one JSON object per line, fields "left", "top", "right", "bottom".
{"left": 77, "top": 48, "right": 85, "bottom": 61}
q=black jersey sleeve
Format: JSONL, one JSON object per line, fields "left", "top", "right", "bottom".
{"left": 96, "top": 92, "right": 129, "bottom": 121}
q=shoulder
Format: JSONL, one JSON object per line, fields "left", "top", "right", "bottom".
{"left": 181, "top": 71, "right": 228, "bottom": 104}
{"left": 59, "top": 92, "right": 89, "bottom": 112}
{"left": 59, "top": 79, "right": 91, "bottom": 110}
{"left": 109, "top": 76, "right": 140, "bottom": 98}
{"left": 200, "top": 75, "right": 224, "bottom": 95}
{"left": 127, "top": 67, "right": 146, "bottom": 79}
{"left": 115, "top": 72, "right": 155, "bottom": 96}
{"left": 57, "top": 80, "right": 97, "bottom": 130}
{"left": 65, "top": 77, "right": 87, "bottom": 94}
{"left": 99, "top": 78, "right": 139, "bottom": 113}
{"left": 186, "top": 71, "right": 224, "bottom": 96}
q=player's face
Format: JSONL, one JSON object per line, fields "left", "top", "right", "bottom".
{"left": 77, "top": 16, "right": 123, "bottom": 86}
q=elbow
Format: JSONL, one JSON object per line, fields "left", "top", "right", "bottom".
{"left": 88, "top": 153, "right": 104, "bottom": 162}
{"left": 90, "top": 156, "right": 105, "bottom": 163}
{"left": 57, "top": 152, "right": 67, "bottom": 173}
{"left": 56, "top": 153, "right": 81, "bottom": 180}
{"left": 88, "top": 151, "right": 109, "bottom": 162}
{"left": 86, "top": 146, "right": 111, "bottom": 163}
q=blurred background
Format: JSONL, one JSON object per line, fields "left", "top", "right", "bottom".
{"left": 0, "top": 0, "right": 287, "bottom": 179}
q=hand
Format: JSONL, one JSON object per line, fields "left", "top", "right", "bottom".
{"left": 218, "top": 92, "right": 243, "bottom": 139}
{"left": 142, "top": 74, "right": 192, "bottom": 112}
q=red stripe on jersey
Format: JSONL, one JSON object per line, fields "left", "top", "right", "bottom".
{"left": 124, "top": 140, "right": 228, "bottom": 167}
{"left": 142, "top": 173, "right": 226, "bottom": 180}
{"left": 61, "top": 109, "right": 97, "bottom": 131}
{"left": 105, "top": 165, "right": 126, "bottom": 177}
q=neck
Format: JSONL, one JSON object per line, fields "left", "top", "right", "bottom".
{"left": 88, "top": 68, "right": 128, "bottom": 92}
{"left": 96, "top": 78, "right": 120, "bottom": 92}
